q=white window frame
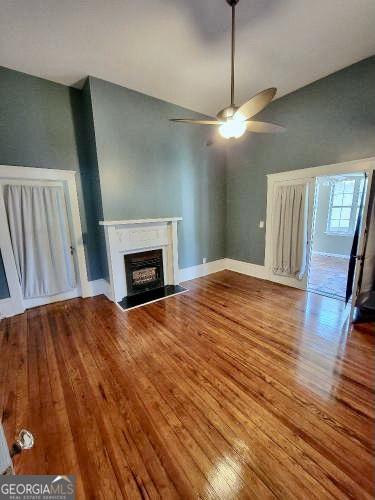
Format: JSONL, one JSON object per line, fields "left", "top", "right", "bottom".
{"left": 326, "top": 176, "right": 364, "bottom": 236}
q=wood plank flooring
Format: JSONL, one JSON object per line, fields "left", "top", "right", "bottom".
{"left": 1, "top": 271, "right": 374, "bottom": 499}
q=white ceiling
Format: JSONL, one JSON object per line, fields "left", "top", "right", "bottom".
{"left": 1, "top": 0, "right": 374, "bottom": 116}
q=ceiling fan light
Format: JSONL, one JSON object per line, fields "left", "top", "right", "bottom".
{"left": 219, "top": 119, "right": 246, "bottom": 139}
{"left": 233, "top": 111, "right": 247, "bottom": 122}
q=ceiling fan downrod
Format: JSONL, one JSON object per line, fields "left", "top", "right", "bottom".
{"left": 169, "top": 0, "right": 285, "bottom": 139}
{"left": 227, "top": 0, "right": 240, "bottom": 107}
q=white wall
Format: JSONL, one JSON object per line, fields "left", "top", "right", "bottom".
{"left": 313, "top": 183, "right": 352, "bottom": 256}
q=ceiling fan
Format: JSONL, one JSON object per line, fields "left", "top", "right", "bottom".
{"left": 170, "top": 0, "right": 285, "bottom": 139}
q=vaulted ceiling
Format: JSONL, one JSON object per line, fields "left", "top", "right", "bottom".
{"left": 1, "top": 0, "right": 374, "bottom": 116}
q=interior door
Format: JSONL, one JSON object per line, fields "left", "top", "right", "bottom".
{"left": 1, "top": 181, "right": 78, "bottom": 309}
{"left": 347, "top": 172, "right": 372, "bottom": 320}
{"left": 266, "top": 177, "right": 316, "bottom": 290}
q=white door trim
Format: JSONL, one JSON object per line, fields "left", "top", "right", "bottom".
{"left": 265, "top": 157, "right": 375, "bottom": 290}
{"left": 349, "top": 169, "right": 374, "bottom": 321}
{"left": 265, "top": 156, "right": 375, "bottom": 182}
{"left": 265, "top": 176, "right": 315, "bottom": 289}
{"left": 0, "top": 165, "right": 90, "bottom": 317}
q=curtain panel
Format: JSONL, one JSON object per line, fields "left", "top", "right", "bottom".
{"left": 4, "top": 185, "right": 76, "bottom": 299}
{"left": 272, "top": 183, "right": 308, "bottom": 279}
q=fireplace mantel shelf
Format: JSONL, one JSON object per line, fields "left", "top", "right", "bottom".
{"left": 99, "top": 217, "right": 182, "bottom": 226}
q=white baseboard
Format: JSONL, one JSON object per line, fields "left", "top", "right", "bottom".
{"left": 224, "top": 259, "right": 267, "bottom": 280}
{"left": 312, "top": 251, "right": 349, "bottom": 259}
{"left": 0, "top": 261, "right": 267, "bottom": 319}
{"left": 0, "top": 297, "right": 23, "bottom": 319}
{"left": 179, "top": 259, "right": 226, "bottom": 282}
{"left": 23, "top": 289, "right": 79, "bottom": 309}
{"left": 179, "top": 258, "right": 267, "bottom": 282}
{"left": 87, "top": 278, "right": 109, "bottom": 297}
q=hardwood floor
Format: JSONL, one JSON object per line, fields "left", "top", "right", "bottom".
{"left": 1, "top": 271, "right": 374, "bottom": 499}
{"left": 308, "top": 253, "right": 349, "bottom": 300}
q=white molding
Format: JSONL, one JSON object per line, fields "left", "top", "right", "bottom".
{"left": 87, "top": 279, "right": 110, "bottom": 298}
{"left": 264, "top": 157, "right": 375, "bottom": 291}
{"left": 23, "top": 289, "right": 79, "bottom": 309}
{"left": 266, "top": 157, "right": 375, "bottom": 182}
{"left": 179, "top": 259, "right": 226, "bottom": 282}
{"left": 101, "top": 219, "right": 182, "bottom": 302}
{"left": 100, "top": 217, "right": 182, "bottom": 226}
{"left": 66, "top": 174, "right": 91, "bottom": 297}
{"left": 224, "top": 259, "right": 267, "bottom": 280}
{"left": 0, "top": 165, "right": 90, "bottom": 316}
{"left": 265, "top": 176, "right": 315, "bottom": 290}
{"left": 0, "top": 187, "right": 25, "bottom": 317}
{"left": 312, "top": 251, "right": 349, "bottom": 259}
{"left": 0, "top": 165, "right": 76, "bottom": 181}
{"left": 0, "top": 298, "right": 20, "bottom": 319}
{"left": 0, "top": 260, "right": 271, "bottom": 318}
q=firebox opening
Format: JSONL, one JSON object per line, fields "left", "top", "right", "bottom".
{"left": 125, "top": 249, "right": 164, "bottom": 296}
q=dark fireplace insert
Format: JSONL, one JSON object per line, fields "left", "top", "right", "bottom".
{"left": 125, "top": 249, "right": 164, "bottom": 296}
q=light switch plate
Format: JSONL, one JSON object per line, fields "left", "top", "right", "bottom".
{"left": 259, "top": 221, "right": 264, "bottom": 228}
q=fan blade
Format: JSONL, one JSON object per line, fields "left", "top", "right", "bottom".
{"left": 234, "top": 88, "right": 277, "bottom": 121}
{"left": 169, "top": 119, "right": 221, "bottom": 125}
{"left": 246, "top": 121, "right": 285, "bottom": 133}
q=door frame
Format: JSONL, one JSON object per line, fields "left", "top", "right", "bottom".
{"left": 265, "top": 176, "right": 315, "bottom": 289}
{"left": 265, "top": 156, "right": 375, "bottom": 290}
{"left": 349, "top": 170, "right": 373, "bottom": 321}
{"left": 0, "top": 165, "right": 90, "bottom": 317}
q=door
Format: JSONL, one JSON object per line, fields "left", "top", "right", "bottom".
{"left": 1, "top": 181, "right": 78, "bottom": 309}
{"left": 347, "top": 171, "right": 373, "bottom": 320}
{"left": 266, "top": 177, "right": 316, "bottom": 290}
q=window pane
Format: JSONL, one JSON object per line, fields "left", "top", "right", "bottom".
{"left": 341, "top": 207, "right": 351, "bottom": 219}
{"left": 334, "top": 182, "right": 344, "bottom": 194}
{"left": 339, "top": 219, "right": 349, "bottom": 228}
{"left": 330, "top": 207, "right": 341, "bottom": 219}
{"left": 343, "top": 194, "right": 353, "bottom": 205}
{"left": 330, "top": 219, "right": 340, "bottom": 228}
{"left": 343, "top": 180, "right": 355, "bottom": 193}
{"left": 333, "top": 194, "right": 343, "bottom": 206}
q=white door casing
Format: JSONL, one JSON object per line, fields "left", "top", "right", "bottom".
{"left": 265, "top": 176, "right": 315, "bottom": 290}
{"left": 0, "top": 165, "right": 90, "bottom": 317}
{"left": 265, "top": 157, "right": 375, "bottom": 292}
{"left": 349, "top": 169, "right": 373, "bottom": 321}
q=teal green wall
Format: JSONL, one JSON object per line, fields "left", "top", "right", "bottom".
{"left": 0, "top": 67, "right": 226, "bottom": 299}
{"left": 88, "top": 77, "right": 226, "bottom": 268}
{"left": 1, "top": 56, "right": 374, "bottom": 301}
{"left": 0, "top": 67, "right": 103, "bottom": 300}
{"left": 226, "top": 56, "right": 375, "bottom": 265}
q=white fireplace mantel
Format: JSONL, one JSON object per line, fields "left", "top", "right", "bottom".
{"left": 99, "top": 218, "right": 182, "bottom": 302}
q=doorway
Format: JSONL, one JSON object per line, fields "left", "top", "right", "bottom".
{"left": 0, "top": 165, "right": 90, "bottom": 317}
{"left": 308, "top": 174, "right": 365, "bottom": 300}
{"left": 265, "top": 157, "right": 374, "bottom": 310}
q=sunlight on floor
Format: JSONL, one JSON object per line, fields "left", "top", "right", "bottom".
{"left": 308, "top": 253, "right": 349, "bottom": 300}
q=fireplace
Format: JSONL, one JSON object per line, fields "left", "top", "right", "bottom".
{"left": 124, "top": 249, "right": 164, "bottom": 296}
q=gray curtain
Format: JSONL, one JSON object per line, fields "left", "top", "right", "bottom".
{"left": 4, "top": 185, "right": 76, "bottom": 299}
{"left": 272, "top": 183, "right": 307, "bottom": 279}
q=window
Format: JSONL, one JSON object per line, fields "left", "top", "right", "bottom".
{"left": 326, "top": 177, "right": 364, "bottom": 235}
